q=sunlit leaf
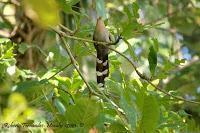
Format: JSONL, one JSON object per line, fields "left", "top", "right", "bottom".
{"left": 132, "top": 2, "right": 139, "bottom": 18}
{"left": 23, "top": 0, "right": 60, "bottom": 27}
{"left": 152, "top": 38, "right": 159, "bottom": 51}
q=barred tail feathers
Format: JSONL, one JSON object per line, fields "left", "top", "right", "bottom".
{"left": 95, "top": 46, "right": 109, "bottom": 89}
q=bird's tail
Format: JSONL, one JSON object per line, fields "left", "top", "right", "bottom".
{"left": 96, "top": 49, "right": 109, "bottom": 89}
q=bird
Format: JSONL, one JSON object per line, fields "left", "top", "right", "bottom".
{"left": 93, "top": 17, "right": 110, "bottom": 90}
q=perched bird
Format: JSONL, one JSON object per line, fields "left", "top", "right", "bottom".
{"left": 93, "top": 17, "right": 110, "bottom": 89}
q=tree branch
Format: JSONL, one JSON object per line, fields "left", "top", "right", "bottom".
{"left": 59, "top": 24, "right": 78, "bottom": 35}
{"left": 52, "top": 28, "right": 121, "bottom": 46}
{"left": 53, "top": 28, "right": 200, "bottom": 105}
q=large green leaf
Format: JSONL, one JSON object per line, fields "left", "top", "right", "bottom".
{"left": 124, "top": 2, "right": 139, "bottom": 21}
{"left": 63, "top": 98, "right": 101, "bottom": 130}
{"left": 137, "top": 95, "right": 160, "bottom": 133}
{"left": 122, "top": 21, "right": 140, "bottom": 38}
{"left": 119, "top": 88, "right": 138, "bottom": 131}
{"left": 15, "top": 79, "right": 50, "bottom": 101}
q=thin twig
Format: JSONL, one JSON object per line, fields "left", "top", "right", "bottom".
{"left": 59, "top": 24, "right": 77, "bottom": 35}
{"left": 52, "top": 28, "right": 120, "bottom": 46}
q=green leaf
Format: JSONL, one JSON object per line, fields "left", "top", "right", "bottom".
{"left": 119, "top": 88, "right": 138, "bottom": 131}
{"left": 15, "top": 80, "right": 49, "bottom": 101}
{"left": 0, "top": 39, "right": 15, "bottom": 60}
{"left": 74, "top": 43, "right": 91, "bottom": 57}
{"left": 122, "top": 22, "right": 135, "bottom": 38}
{"left": 0, "top": 38, "right": 10, "bottom": 43}
{"left": 54, "top": 98, "right": 66, "bottom": 114}
{"left": 175, "top": 59, "right": 185, "bottom": 65}
{"left": 0, "top": 21, "right": 12, "bottom": 29}
{"left": 108, "top": 121, "right": 128, "bottom": 132}
{"left": 121, "top": 21, "right": 142, "bottom": 39}
{"left": 106, "top": 79, "right": 122, "bottom": 96}
{"left": 71, "top": 70, "right": 84, "bottom": 90}
{"left": 132, "top": 2, "right": 139, "bottom": 18}
{"left": 124, "top": 2, "right": 139, "bottom": 21}
{"left": 41, "top": 69, "right": 58, "bottom": 79}
{"left": 152, "top": 38, "right": 159, "bottom": 51}
{"left": 138, "top": 95, "right": 160, "bottom": 133}
{"left": 124, "top": 5, "right": 133, "bottom": 21}
{"left": 68, "top": 0, "right": 80, "bottom": 6}
{"left": 185, "top": 119, "right": 200, "bottom": 132}
{"left": 57, "top": 0, "right": 73, "bottom": 13}
{"left": 18, "top": 43, "right": 29, "bottom": 54}
{"left": 64, "top": 98, "right": 101, "bottom": 129}
{"left": 123, "top": 38, "right": 138, "bottom": 61}
{"left": 148, "top": 46, "right": 157, "bottom": 76}
{"left": 96, "top": 0, "right": 106, "bottom": 19}
{"left": 23, "top": 0, "right": 60, "bottom": 27}
{"left": 16, "top": 80, "right": 40, "bottom": 91}
{"left": 56, "top": 76, "right": 72, "bottom": 90}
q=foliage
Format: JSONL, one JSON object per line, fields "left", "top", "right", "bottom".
{"left": 0, "top": 0, "right": 200, "bottom": 133}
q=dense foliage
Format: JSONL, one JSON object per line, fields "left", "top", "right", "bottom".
{"left": 0, "top": 0, "right": 200, "bottom": 132}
